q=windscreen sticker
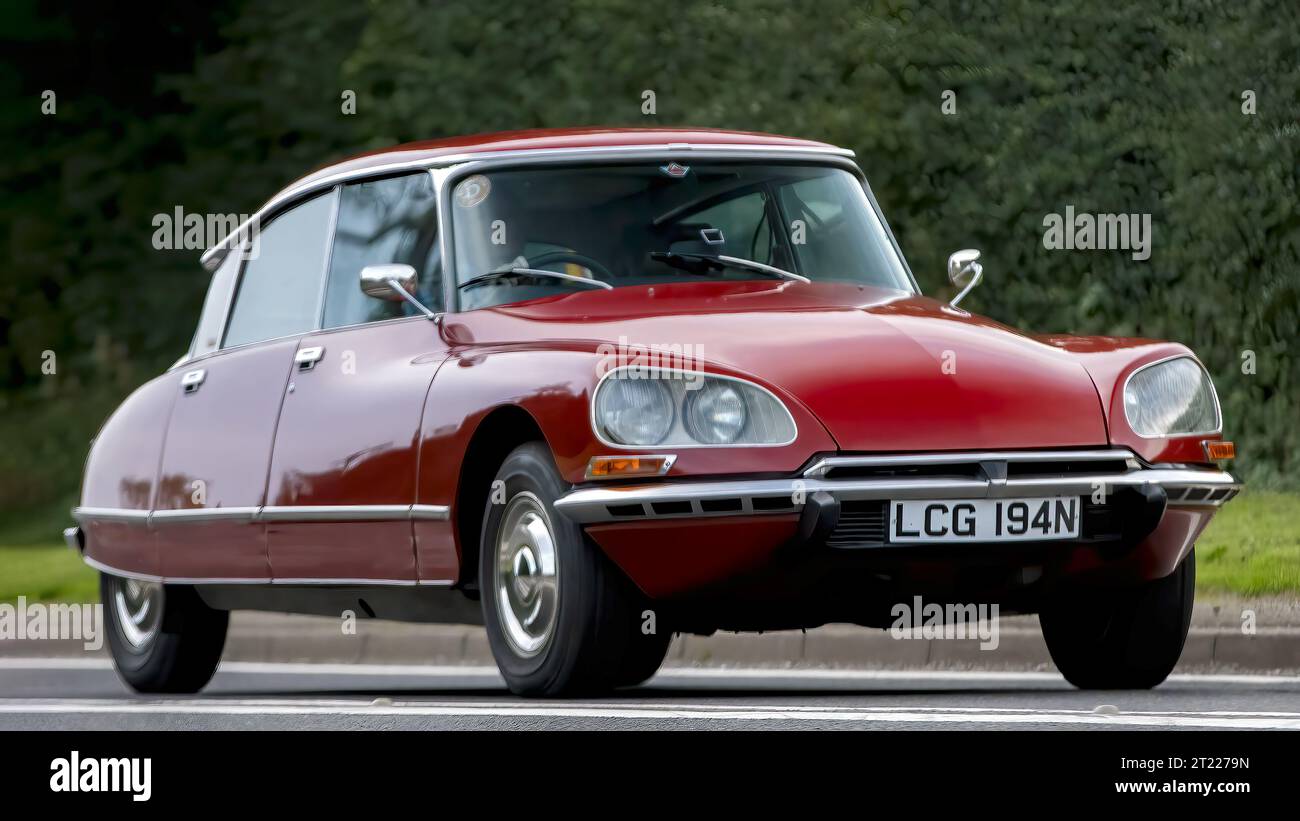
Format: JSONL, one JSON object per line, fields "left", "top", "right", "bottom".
{"left": 455, "top": 174, "right": 491, "bottom": 207}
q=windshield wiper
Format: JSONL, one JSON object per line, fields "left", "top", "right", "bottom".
{"left": 649, "top": 252, "right": 810, "bottom": 283}
{"left": 457, "top": 267, "right": 613, "bottom": 292}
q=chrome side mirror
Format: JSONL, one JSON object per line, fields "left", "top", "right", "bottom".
{"left": 361, "top": 263, "right": 417, "bottom": 300}
{"left": 360, "top": 263, "right": 438, "bottom": 319}
{"left": 947, "top": 248, "right": 983, "bottom": 306}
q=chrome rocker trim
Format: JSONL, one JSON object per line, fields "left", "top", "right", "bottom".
{"left": 73, "top": 503, "right": 451, "bottom": 528}
{"left": 553, "top": 450, "right": 1240, "bottom": 524}
{"left": 80, "top": 554, "right": 454, "bottom": 588}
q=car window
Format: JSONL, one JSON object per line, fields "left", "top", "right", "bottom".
{"left": 776, "top": 173, "right": 903, "bottom": 284}
{"left": 322, "top": 173, "right": 443, "bottom": 329}
{"left": 451, "top": 163, "right": 914, "bottom": 311}
{"left": 223, "top": 191, "right": 335, "bottom": 348}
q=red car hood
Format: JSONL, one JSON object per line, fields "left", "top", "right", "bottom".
{"left": 461, "top": 281, "right": 1111, "bottom": 453}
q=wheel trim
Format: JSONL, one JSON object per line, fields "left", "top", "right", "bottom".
{"left": 494, "top": 492, "right": 560, "bottom": 658}
{"left": 111, "top": 577, "right": 163, "bottom": 650}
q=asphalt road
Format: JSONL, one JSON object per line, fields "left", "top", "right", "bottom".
{"left": 1, "top": 659, "right": 1298, "bottom": 730}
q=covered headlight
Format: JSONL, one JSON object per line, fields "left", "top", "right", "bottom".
{"left": 684, "top": 381, "right": 747, "bottom": 444}
{"left": 1123, "top": 356, "right": 1221, "bottom": 437}
{"left": 594, "top": 377, "right": 675, "bottom": 445}
{"left": 593, "top": 368, "right": 796, "bottom": 447}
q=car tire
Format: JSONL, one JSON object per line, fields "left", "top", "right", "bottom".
{"left": 101, "top": 573, "right": 229, "bottom": 694}
{"left": 611, "top": 629, "right": 673, "bottom": 688}
{"left": 1040, "top": 548, "right": 1195, "bottom": 690}
{"left": 479, "top": 442, "right": 658, "bottom": 697}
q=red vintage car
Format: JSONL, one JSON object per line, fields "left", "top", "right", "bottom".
{"left": 67, "top": 128, "right": 1238, "bottom": 696}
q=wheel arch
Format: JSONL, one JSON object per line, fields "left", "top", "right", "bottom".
{"left": 453, "top": 404, "right": 550, "bottom": 589}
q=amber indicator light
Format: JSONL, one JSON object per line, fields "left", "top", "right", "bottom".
{"left": 586, "top": 455, "right": 674, "bottom": 479}
{"left": 1203, "top": 440, "right": 1235, "bottom": 461}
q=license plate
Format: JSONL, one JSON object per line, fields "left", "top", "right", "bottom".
{"left": 888, "top": 496, "right": 1080, "bottom": 543}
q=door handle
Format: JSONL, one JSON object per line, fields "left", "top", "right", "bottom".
{"left": 180, "top": 369, "right": 206, "bottom": 393}
{"left": 295, "top": 346, "right": 324, "bottom": 371}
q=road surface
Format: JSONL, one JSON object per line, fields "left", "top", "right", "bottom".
{"left": 2, "top": 658, "right": 1298, "bottom": 730}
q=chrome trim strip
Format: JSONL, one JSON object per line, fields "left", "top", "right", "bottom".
{"left": 82, "top": 555, "right": 455, "bottom": 587}
{"left": 803, "top": 449, "right": 1139, "bottom": 478}
{"left": 269, "top": 577, "right": 421, "bottom": 586}
{"left": 150, "top": 507, "right": 260, "bottom": 525}
{"left": 72, "top": 507, "right": 150, "bottom": 525}
{"left": 1121, "top": 354, "right": 1224, "bottom": 439}
{"left": 74, "top": 503, "right": 453, "bottom": 527}
{"left": 554, "top": 466, "right": 1241, "bottom": 524}
{"left": 590, "top": 365, "right": 799, "bottom": 450}
{"left": 259, "top": 504, "right": 412, "bottom": 522}
{"left": 411, "top": 504, "right": 452, "bottom": 521}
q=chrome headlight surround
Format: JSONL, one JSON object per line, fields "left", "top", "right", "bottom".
{"left": 1122, "top": 355, "right": 1222, "bottom": 438}
{"left": 592, "top": 366, "right": 797, "bottom": 448}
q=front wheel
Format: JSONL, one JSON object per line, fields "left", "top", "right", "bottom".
{"left": 1040, "top": 548, "right": 1195, "bottom": 690}
{"left": 101, "top": 574, "right": 228, "bottom": 693}
{"left": 479, "top": 442, "right": 664, "bottom": 697}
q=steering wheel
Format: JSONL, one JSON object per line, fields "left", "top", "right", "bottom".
{"left": 526, "top": 249, "right": 615, "bottom": 282}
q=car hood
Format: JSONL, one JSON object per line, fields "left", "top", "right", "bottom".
{"left": 460, "top": 281, "right": 1111, "bottom": 452}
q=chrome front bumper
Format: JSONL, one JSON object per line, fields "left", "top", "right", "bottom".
{"left": 554, "top": 449, "right": 1240, "bottom": 525}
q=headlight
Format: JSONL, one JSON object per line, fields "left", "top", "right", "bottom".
{"left": 593, "top": 368, "right": 796, "bottom": 447}
{"left": 594, "top": 377, "right": 675, "bottom": 445}
{"left": 685, "top": 381, "right": 748, "bottom": 444}
{"left": 1123, "top": 356, "right": 1221, "bottom": 437}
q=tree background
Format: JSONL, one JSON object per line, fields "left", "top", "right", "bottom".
{"left": 1, "top": 0, "right": 1297, "bottom": 524}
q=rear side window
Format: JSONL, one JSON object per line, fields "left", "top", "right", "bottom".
{"left": 322, "top": 172, "right": 442, "bottom": 329}
{"left": 223, "top": 191, "right": 336, "bottom": 348}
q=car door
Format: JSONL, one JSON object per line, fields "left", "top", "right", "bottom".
{"left": 153, "top": 190, "right": 338, "bottom": 579}
{"left": 263, "top": 172, "right": 450, "bottom": 582}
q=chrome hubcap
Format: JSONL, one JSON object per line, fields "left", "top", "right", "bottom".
{"left": 111, "top": 577, "right": 163, "bottom": 649}
{"left": 494, "top": 492, "right": 559, "bottom": 658}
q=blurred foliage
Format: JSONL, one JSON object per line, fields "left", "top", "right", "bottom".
{"left": 0, "top": 0, "right": 1297, "bottom": 514}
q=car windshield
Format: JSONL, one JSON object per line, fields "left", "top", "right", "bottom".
{"left": 451, "top": 162, "right": 913, "bottom": 309}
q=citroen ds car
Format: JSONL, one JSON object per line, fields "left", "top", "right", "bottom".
{"left": 66, "top": 128, "right": 1239, "bottom": 696}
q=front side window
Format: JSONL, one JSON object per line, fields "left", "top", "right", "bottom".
{"left": 451, "top": 162, "right": 913, "bottom": 310}
{"left": 322, "top": 172, "right": 443, "bottom": 329}
{"left": 223, "top": 191, "right": 335, "bottom": 348}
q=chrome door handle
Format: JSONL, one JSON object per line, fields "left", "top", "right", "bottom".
{"left": 295, "top": 346, "right": 324, "bottom": 371}
{"left": 180, "top": 369, "right": 206, "bottom": 393}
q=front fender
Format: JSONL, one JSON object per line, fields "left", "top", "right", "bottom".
{"left": 1041, "top": 336, "right": 1224, "bottom": 464}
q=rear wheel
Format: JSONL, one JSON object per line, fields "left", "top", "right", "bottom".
{"left": 479, "top": 442, "right": 665, "bottom": 696}
{"left": 101, "top": 574, "right": 228, "bottom": 694}
{"left": 1040, "top": 548, "right": 1195, "bottom": 690}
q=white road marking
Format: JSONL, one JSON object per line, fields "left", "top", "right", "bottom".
{"left": 0, "top": 697, "right": 1297, "bottom": 728}
{"left": 2, "top": 658, "right": 1298, "bottom": 727}
{"left": 0, "top": 657, "right": 1297, "bottom": 687}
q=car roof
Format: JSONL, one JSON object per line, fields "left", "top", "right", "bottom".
{"left": 289, "top": 127, "right": 849, "bottom": 191}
